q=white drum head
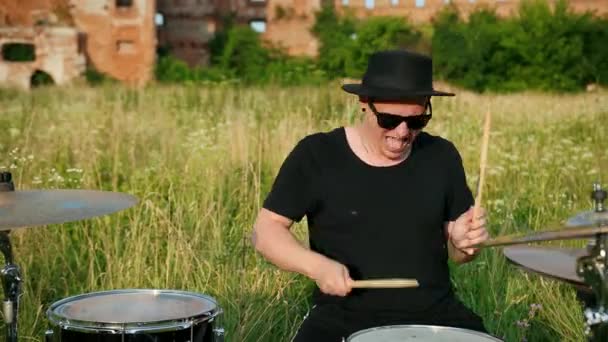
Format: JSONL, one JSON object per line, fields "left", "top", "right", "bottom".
{"left": 48, "top": 289, "right": 219, "bottom": 333}
{"left": 347, "top": 325, "right": 503, "bottom": 342}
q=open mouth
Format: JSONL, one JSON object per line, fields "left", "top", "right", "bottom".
{"left": 385, "top": 136, "right": 410, "bottom": 151}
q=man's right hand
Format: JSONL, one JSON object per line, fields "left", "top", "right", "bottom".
{"left": 310, "top": 256, "right": 353, "bottom": 297}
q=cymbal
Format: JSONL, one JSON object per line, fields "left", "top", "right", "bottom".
{"left": 479, "top": 224, "right": 608, "bottom": 248}
{"left": 0, "top": 190, "right": 138, "bottom": 230}
{"left": 504, "top": 245, "right": 588, "bottom": 287}
{"left": 566, "top": 210, "right": 608, "bottom": 228}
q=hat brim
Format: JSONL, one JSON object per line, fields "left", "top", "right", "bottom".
{"left": 342, "top": 83, "right": 455, "bottom": 99}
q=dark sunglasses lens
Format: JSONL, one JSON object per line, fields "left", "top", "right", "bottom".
{"left": 407, "top": 116, "right": 429, "bottom": 130}
{"left": 377, "top": 114, "right": 402, "bottom": 130}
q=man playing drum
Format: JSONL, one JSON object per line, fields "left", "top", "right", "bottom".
{"left": 252, "top": 50, "right": 491, "bottom": 341}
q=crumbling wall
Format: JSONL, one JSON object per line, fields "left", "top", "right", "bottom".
{"left": 69, "top": 0, "right": 156, "bottom": 86}
{"left": 264, "top": 0, "right": 320, "bottom": 57}
{"left": 0, "top": 26, "right": 85, "bottom": 89}
{"left": 157, "top": 0, "right": 267, "bottom": 67}
{"left": 156, "top": 0, "right": 216, "bottom": 67}
{"left": 0, "top": 0, "right": 72, "bottom": 26}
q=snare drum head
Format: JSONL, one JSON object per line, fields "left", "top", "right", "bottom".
{"left": 348, "top": 325, "right": 502, "bottom": 342}
{"left": 48, "top": 289, "right": 218, "bottom": 330}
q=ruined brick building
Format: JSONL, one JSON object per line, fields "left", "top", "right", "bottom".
{"left": 0, "top": 0, "right": 155, "bottom": 88}
{"left": 156, "top": 0, "right": 267, "bottom": 67}
{"left": 1, "top": 0, "right": 606, "bottom": 88}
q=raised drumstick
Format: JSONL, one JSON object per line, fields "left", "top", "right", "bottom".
{"left": 474, "top": 108, "right": 491, "bottom": 224}
{"left": 351, "top": 278, "right": 419, "bottom": 289}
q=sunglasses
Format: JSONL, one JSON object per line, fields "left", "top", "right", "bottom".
{"left": 368, "top": 101, "right": 432, "bottom": 130}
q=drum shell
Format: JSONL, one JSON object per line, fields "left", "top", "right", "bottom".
{"left": 45, "top": 289, "right": 223, "bottom": 342}
{"left": 45, "top": 317, "right": 218, "bottom": 342}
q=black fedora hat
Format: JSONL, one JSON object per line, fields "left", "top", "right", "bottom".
{"left": 342, "top": 50, "right": 454, "bottom": 100}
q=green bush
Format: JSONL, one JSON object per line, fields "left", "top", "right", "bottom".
{"left": 312, "top": 6, "right": 421, "bottom": 79}
{"left": 347, "top": 17, "right": 421, "bottom": 77}
{"left": 85, "top": 66, "right": 117, "bottom": 86}
{"left": 155, "top": 25, "right": 325, "bottom": 86}
{"left": 311, "top": 5, "right": 357, "bottom": 78}
{"left": 432, "top": 0, "right": 608, "bottom": 92}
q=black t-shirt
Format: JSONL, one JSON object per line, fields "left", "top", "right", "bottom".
{"left": 263, "top": 127, "right": 473, "bottom": 314}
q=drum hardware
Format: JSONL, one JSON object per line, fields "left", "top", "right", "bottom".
{"left": 576, "top": 183, "right": 608, "bottom": 341}
{"left": 0, "top": 172, "right": 21, "bottom": 342}
{"left": 0, "top": 171, "right": 138, "bottom": 342}
{"left": 499, "top": 183, "right": 608, "bottom": 342}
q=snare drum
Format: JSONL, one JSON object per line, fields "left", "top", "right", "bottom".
{"left": 347, "top": 325, "right": 503, "bottom": 342}
{"left": 45, "top": 289, "right": 224, "bottom": 342}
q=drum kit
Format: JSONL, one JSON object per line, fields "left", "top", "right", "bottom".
{"left": 1, "top": 166, "right": 607, "bottom": 341}
{"left": 0, "top": 171, "right": 224, "bottom": 342}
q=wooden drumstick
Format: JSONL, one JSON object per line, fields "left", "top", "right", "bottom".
{"left": 351, "top": 278, "right": 419, "bottom": 289}
{"left": 474, "top": 108, "right": 491, "bottom": 224}
{"left": 478, "top": 224, "right": 608, "bottom": 248}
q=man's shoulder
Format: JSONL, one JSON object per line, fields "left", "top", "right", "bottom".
{"left": 297, "top": 127, "right": 345, "bottom": 155}
{"left": 417, "top": 132, "right": 459, "bottom": 154}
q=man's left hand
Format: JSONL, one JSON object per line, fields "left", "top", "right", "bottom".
{"left": 449, "top": 206, "right": 490, "bottom": 256}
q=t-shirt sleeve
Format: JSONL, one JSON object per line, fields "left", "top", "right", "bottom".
{"left": 263, "top": 137, "right": 316, "bottom": 222}
{"left": 445, "top": 142, "right": 474, "bottom": 222}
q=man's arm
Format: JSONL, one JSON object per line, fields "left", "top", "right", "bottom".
{"left": 252, "top": 208, "right": 352, "bottom": 296}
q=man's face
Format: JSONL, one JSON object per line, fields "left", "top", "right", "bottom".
{"left": 362, "top": 97, "right": 429, "bottom": 161}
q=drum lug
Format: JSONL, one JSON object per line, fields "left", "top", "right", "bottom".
{"left": 45, "top": 329, "right": 53, "bottom": 342}
{"left": 213, "top": 327, "right": 225, "bottom": 342}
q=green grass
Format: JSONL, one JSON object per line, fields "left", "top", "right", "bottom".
{"left": 0, "top": 83, "right": 606, "bottom": 341}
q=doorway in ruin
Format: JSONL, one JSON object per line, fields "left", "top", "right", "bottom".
{"left": 30, "top": 70, "right": 54, "bottom": 87}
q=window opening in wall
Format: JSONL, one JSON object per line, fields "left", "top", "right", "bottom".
{"left": 1, "top": 43, "right": 35, "bottom": 62}
{"left": 116, "top": 40, "right": 136, "bottom": 54}
{"left": 415, "top": 0, "right": 425, "bottom": 7}
{"left": 342, "top": 0, "right": 349, "bottom": 6}
{"left": 207, "top": 20, "right": 216, "bottom": 34}
{"left": 391, "top": 0, "right": 399, "bottom": 6}
{"left": 155, "top": 13, "right": 165, "bottom": 26}
{"left": 365, "top": 0, "right": 375, "bottom": 9}
{"left": 116, "top": 0, "right": 133, "bottom": 8}
{"left": 250, "top": 20, "right": 266, "bottom": 33}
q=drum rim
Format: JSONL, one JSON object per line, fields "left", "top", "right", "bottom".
{"left": 47, "top": 289, "right": 221, "bottom": 334}
{"left": 346, "top": 325, "right": 503, "bottom": 341}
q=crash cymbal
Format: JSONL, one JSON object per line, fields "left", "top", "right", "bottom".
{"left": 504, "top": 245, "right": 588, "bottom": 287}
{"left": 566, "top": 210, "right": 608, "bottom": 228}
{"left": 479, "top": 224, "right": 608, "bottom": 248}
{"left": 0, "top": 190, "right": 138, "bottom": 230}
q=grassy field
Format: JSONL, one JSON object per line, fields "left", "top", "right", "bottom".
{"left": 0, "top": 84, "right": 606, "bottom": 341}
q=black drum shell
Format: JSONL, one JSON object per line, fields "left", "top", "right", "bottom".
{"left": 45, "top": 290, "right": 223, "bottom": 342}
{"left": 46, "top": 317, "right": 217, "bottom": 342}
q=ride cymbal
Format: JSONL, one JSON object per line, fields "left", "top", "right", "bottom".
{"left": 504, "top": 245, "right": 588, "bottom": 286}
{"left": 566, "top": 210, "right": 608, "bottom": 228}
{"left": 0, "top": 190, "right": 138, "bottom": 230}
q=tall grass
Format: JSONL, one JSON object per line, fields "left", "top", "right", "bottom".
{"left": 0, "top": 84, "right": 606, "bottom": 341}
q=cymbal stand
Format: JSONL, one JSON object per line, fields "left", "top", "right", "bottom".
{"left": 0, "top": 172, "right": 21, "bottom": 342}
{"left": 578, "top": 183, "right": 608, "bottom": 342}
